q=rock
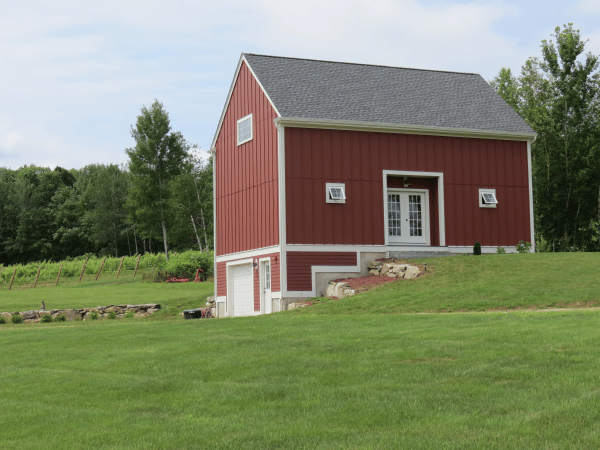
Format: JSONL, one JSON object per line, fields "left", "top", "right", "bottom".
{"left": 404, "top": 265, "right": 421, "bottom": 279}
{"left": 327, "top": 282, "right": 350, "bottom": 298}
{"left": 1, "top": 312, "right": 12, "bottom": 321}
{"left": 369, "top": 269, "right": 379, "bottom": 276}
{"left": 146, "top": 308, "right": 159, "bottom": 314}
{"left": 342, "top": 288, "right": 355, "bottom": 297}
{"left": 287, "top": 302, "right": 308, "bottom": 310}
{"left": 22, "top": 311, "right": 37, "bottom": 320}
{"left": 135, "top": 313, "right": 147, "bottom": 318}
{"left": 64, "top": 310, "right": 80, "bottom": 321}
{"left": 386, "top": 272, "right": 397, "bottom": 278}
{"left": 380, "top": 264, "right": 390, "bottom": 276}
{"left": 367, "top": 261, "right": 380, "bottom": 269}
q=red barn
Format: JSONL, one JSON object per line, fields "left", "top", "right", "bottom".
{"left": 210, "top": 53, "right": 536, "bottom": 317}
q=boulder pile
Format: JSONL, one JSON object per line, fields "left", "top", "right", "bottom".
{"left": 366, "top": 261, "right": 421, "bottom": 279}
{"left": 1, "top": 303, "right": 161, "bottom": 323}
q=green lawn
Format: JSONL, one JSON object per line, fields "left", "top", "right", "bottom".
{"left": 2, "top": 253, "right": 600, "bottom": 449}
{"left": 297, "top": 252, "right": 600, "bottom": 314}
{"left": 1, "top": 311, "right": 600, "bottom": 449}
{"left": 0, "top": 277, "right": 213, "bottom": 313}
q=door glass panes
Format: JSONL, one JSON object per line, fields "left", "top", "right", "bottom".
{"left": 264, "top": 261, "right": 271, "bottom": 290}
{"left": 408, "top": 195, "right": 422, "bottom": 237}
{"left": 388, "top": 194, "right": 402, "bottom": 236}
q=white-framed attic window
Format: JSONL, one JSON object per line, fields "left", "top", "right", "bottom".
{"left": 479, "top": 188, "right": 498, "bottom": 208}
{"left": 237, "top": 114, "right": 253, "bottom": 145}
{"left": 326, "top": 183, "right": 346, "bottom": 204}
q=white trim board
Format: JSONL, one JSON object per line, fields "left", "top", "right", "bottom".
{"left": 274, "top": 117, "right": 537, "bottom": 142}
{"left": 383, "top": 170, "right": 445, "bottom": 247}
{"left": 216, "top": 245, "right": 281, "bottom": 263}
{"left": 527, "top": 140, "right": 536, "bottom": 252}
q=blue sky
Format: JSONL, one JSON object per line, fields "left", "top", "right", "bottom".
{"left": 1, "top": 0, "right": 599, "bottom": 170}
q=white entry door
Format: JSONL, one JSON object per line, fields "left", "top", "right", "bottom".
{"left": 261, "top": 259, "right": 272, "bottom": 314}
{"left": 387, "top": 190, "right": 428, "bottom": 244}
{"left": 230, "top": 263, "right": 254, "bottom": 316}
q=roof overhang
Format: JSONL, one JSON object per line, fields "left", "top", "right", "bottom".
{"left": 274, "top": 117, "right": 537, "bottom": 142}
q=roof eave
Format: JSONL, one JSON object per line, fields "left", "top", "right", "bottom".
{"left": 274, "top": 117, "right": 537, "bottom": 142}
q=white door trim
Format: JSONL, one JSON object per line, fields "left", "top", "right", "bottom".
{"left": 383, "top": 170, "right": 445, "bottom": 247}
{"left": 259, "top": 257, "right": 272, "bottom": 314}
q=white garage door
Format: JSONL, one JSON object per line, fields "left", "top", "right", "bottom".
{"left": 231, "top": 263, "right": 254, "bottom": 317}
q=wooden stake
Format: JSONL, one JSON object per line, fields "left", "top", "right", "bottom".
{"left": 116, "top": 256, "right": 125, "bottom": 278}
{"left": 8, "top": 268, "right": 17, "bottom": 291}
{"left": 79, "top": 258, "right": 89, "bottom": 282}
{"left": 55, "top": 265, "right": 63, "bottom": 286}
{"left": 33, "top": 266, "right": 42, "bottom": 288}
{"left": 95, "top": 257, "right": 107, "bottom": 281}
{"left": 133, "top": 254, "right": 142, "bottom": 277}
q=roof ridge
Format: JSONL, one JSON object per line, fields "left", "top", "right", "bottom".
{"left": 242, "top": 53, "right": 479, "bottom": 77}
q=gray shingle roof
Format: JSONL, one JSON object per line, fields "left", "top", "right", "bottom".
{"left": 243, "top": 53, "right": 534, "bottom": 136}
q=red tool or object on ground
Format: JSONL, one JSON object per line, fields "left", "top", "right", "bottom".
{"left": 194, "top": 268, "right": 204, "bottom": 283}
{"left": 166, "top": 276, "right": 190, "bottom": 283}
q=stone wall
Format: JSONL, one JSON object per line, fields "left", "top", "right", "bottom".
{"left": 1, "top": 304, "right": 161, "bottom": 324}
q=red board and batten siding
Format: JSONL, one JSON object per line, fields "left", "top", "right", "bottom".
{"left": 214, "top": 61, "right": 279, "bottom": 257}
{"left": 285, "top": 128, "right": 531, "bottom": 247}
{"left": 287, "top": 252, "right": 357, "bottom": 292}
{"left": 216, "top": 253, "right": 280, "bottom": 310}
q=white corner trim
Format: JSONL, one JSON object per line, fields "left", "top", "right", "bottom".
{"left": 216, "top": 245, "right": 280, "bottom": 263}
{"left": 276, "top": 121, "right": 288, "bottom": 299}
{"left": 212, "top": 144, "right": 217, "bottom": 305}
{"left": 527, "top": 140, "right": 536, "bottom": 252}
{"left": 210, "top": 54, "right": 281, "bottom": 151}
{"left": 382, "top": 170, "right": 445, "bottom": 247}
{"left": 274, "top": 117, "right": 537, "bottom": 142}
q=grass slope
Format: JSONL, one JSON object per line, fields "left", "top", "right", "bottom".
{"left": 1, "top": 312, "right": 600, "bottom": 449}
{"left": 297, "top": 253, "right": 600, "bottom": 314}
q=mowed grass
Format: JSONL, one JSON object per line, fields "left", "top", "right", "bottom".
{"left": 0, "top": 276, "right": 214, "bottom": 313}
{"left": 298, "top": 252, "right": 600, "bottom": 314}
{"left": 1, "top": 311, "right": 600, "bottom": 449}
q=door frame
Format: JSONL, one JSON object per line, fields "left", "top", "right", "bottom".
{"left": 259, "top": 257, "right": 272, "bottom": 314}
{"left": 387, "top": 188, "right": 430, "bottom": 245}
{"left": 382, "top": 170, "right": 446, "bottom": 247}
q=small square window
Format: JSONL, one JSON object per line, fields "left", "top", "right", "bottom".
{"left": 326, "top": 183, "right": 346, "bottom": 204}
{"left": 479, "top": 189, "right": 498, "bottom": 208}
{"left": 237, "top": 114, "right": 252, "bottom": 145}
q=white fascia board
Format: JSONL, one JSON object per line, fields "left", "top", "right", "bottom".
{"left": 210, "top": 54, "right": 282, "bottom": 151}
{"left": 276, "top": 122, "right": 287, "bottom": 296}
{"left": 216, "top": 245, "right": 280, "bottom": 263}
{"left": 285, "top": 244, "right": 386, "bottom": 252}
{"left": 274, "top": 117, "right": 537, "bottom": 142}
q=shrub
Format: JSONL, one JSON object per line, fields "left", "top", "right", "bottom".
{"left": 55, "top": 314, "right": 66, "bottom": 322}
{"left": 0, "top": 316, "right": 6, "bottom": 325}
{"left": 496, "top": 246, "right": 506, "bottom": 254}
{"left": 516, "top": 240, "right": 532, "bottom": 254}
{"left": 11, "top": 314, "right": 23, "bottom": 324}
{"left": 40, "top": 314, "right": 53, "bottom": 323}
{"left": 473, "top": 242, "right": 482, "bottom": 256}
{"left": 108, "top": 311, "right": 117, "bottom": 319}
{"left": 125, "top": 310, "right": 135, "bottom": 319}
{"left": 90, "top": 311, "right": 99, "bottom": 320}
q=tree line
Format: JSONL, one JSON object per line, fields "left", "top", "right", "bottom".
{"left": 491, "top": 24, "right": 600, "bottom": 251}
{"left": 0, "top": 101, "right": 213, "bottom": 266}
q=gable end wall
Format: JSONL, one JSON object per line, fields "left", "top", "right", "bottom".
{"left": 214, "top": 61, "right": 279, "bottom": 256}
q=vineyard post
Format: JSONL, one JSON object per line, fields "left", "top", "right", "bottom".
{"left": 116, "top": 256, "right": 125, "bottom": 278}
{"left": 133, "top": 254, "right": 141, "bottom": 277}
{"left": 95, "top": 257, "right": 107, "bottom": 281}
{"left": 55, "top": 265, "right": 63, "bottom": 286}
{"left": 79, "top": 258, "right": 89, "bottom": 282}
{"left": 33, "top": 266, "right": 42, "bottom": 288}
{"left": 8, "top": 268, "right": 17, "bottom": 291}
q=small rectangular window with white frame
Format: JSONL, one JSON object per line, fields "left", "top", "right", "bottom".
{"left": 237, "top": 114, "right": 253, "bottom": 146}
{"left": 326, "top": 183, "right": 346, "bottom": 204}
{"left": 479, "top": 188, "right": 498, "bottom": 208}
